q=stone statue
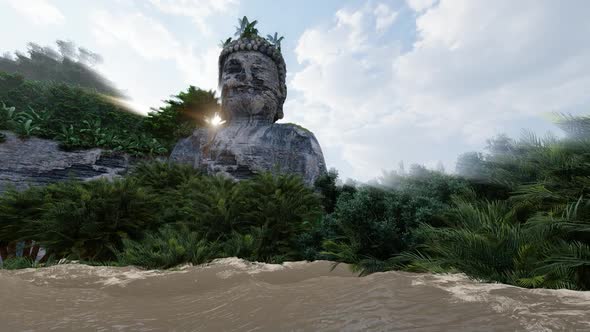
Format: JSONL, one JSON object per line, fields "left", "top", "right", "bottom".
{"left": 170, "top": 35, "right": 327, "bottom": 185}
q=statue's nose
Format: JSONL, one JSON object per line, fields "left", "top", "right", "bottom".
{"left": 243, "top": 68, "right": 253, "bottom": 83}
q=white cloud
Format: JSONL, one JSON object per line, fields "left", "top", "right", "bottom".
{"left": 393, "top": 0, "right": 590, "bottom": 141}
{"left": 288, "top": 0, "right": 590, "bottom": 181}
{"left": 6, "top": 0, "right": 64, "bottom": 25}
{"left": 405, "top": 0, "right": 437, "bottom": 12}
{"left": 374, "top": 3, "right": 398, "bottom": 33}
{"left": 288, "top": 3, "right": 402, "bottom": 180}
{"left": 148, "top": 0, "right": 238, "bottom": 35}
{"left": 92, "top": 11, "right": 179, "bottom": 60}
{"left": 91, "top": 10, "right": 219, "bottom": 90}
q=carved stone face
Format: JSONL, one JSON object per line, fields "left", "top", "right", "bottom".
{"left": 220, "top": 51, "right": 283, "bottom": 124}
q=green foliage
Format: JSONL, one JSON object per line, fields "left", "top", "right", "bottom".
{"left": 130, "top": 161, "right": 202, "bottom": 191}
{"left": 0, "top": 103, "right": 46, "bottom": 138}
{"left": 42, "top": 179, "right": 161, "bottom": 261}
{"left": 243, "top": 22, "right": 259, "bottom": 39}
{"left": 179, "top": 175, "right": 246, "bottom": 241}
{"left": 144, "top": 85, "right": 219, "bottom": 145}
{"left": 400, "top": 114, "right": 590, "bottom": 290}
{"left": 285, "top": 122, "right": 311, "bottom": 134}
{"left": 0, "top": 103, "right": 16, "bottom": 129}
{"left": 0, "top": 179, "right": 161, "bottom": 262}
{"left": 235, "top": 16, "right": 259, "bottom": 39}
{"left": 406, "top": 200, "right": 539, "bottom": 284}
{"left": 0, "top": 72, "right": 220, "bottom": 156}
{"left": 320, "top": 187, "right": 404, "bottom": 271}
{"left": 0, "top": 257, "right": 38, "bottom": 270}
{"left": 1, "top": 113, "right": 587, "bottom": 291}
{"left": 0, "top": 186, "right": 47, "bottom": 244}
{"left": 231, "top": 17, "right": 284, "bottom": 53}
{"left": 240, "top": 173, "right": 323, "bottom": 261}
{"left": 0, "top": 40, "right": 122, "bottom": 97}
{"left": 235, "top": 16, "right": 249, "bottom": 37}
{"left": 266, "top": 32, "right": 285, "bottom": 50}
{"left": 0, "top": 72, "right": 170, "bottom": 155}
{"left": 555, "top": 113, "right": 590, "bottom": 139}
{"left": 1, "top": 42, "right": 220, "bottom": 155}
{"left": 315, "top": 169, "right": 470, "bottom": 275}
{"left": 221, "top": 231, "right": 262, "bottom": 261}
{"left": 0, "top": 163, "right": 324, "bottom": 267}
{"left": 219, "top": 37, "right": 233, "bottom": 48}
{"left": 174, "top": 171, "right": 323, "bottom": 262}
{"left": 117, "top": 224, "right": 220, "bottom": 269}
{"left": 314, "top": 168, "right": 341, "bottom": 213}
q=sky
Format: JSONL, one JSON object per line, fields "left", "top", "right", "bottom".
{"left": 1, "top": 0, "right": 590, "bottom": 182}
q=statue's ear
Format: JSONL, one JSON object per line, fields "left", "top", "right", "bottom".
{"left": 275, "top": 105, "right": 284, "bottom": 122}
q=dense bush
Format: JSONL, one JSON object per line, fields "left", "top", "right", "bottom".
{"left": 401, "top": 114, "right": 590, "bottom": 290}
{"left": 129, "top": 161, "right": 202, "bottom": 191}
{"left": 0, "top": 166, "right": 323, "bottom": 265}
{"left": 316, "top": 170, "right": 471, "bottom": 275}
{"left": 240, "top": 173, "right": 323, "bottom": 261}
{"left": 117, "top": 224, "right": 220, "bottom": 269}
{"left": 178, "top": 175, "right": 247, "bottom": 240}
{"left": 0, "top": 257, "right": 39, "bottom": 270}
{"left": 169, "top": 172, "right": 323, "bottom": 262}
{"left": 314, "top": 168, "right": 357, "bottom": 213}
{"left": 0, "top": 179, "right": 161, "bottom": 262}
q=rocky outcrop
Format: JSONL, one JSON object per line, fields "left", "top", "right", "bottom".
{"left": 170, "top": 123, "right": 326, "bottom": 185}
{"left": 0, "top": 131, "right": 130, "bottom": 194}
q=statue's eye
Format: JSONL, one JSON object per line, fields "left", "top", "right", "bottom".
{"left": 251, "top": 66, "right": 262, "bottom": 76}
{"left": 225, "top": 60, "right": 243, "bottom": 74}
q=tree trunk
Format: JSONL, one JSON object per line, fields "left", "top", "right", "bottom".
{"left": 22, "top": 240, "right": 33, "bottom": 258}
{"left": 29, "top": 243, "right": 41, "bottom": 262}
{"left": 5, "top": 241, "right": 17, "bottom": 259}
{"left": 0, "top": 243, "right": 8, "bottom": 261}
{"left": 38, "top": 251, "right": 49, "bottom": 263}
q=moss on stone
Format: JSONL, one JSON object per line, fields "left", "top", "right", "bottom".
{"left": 284, "top": 123, "right": 311, "bottom": 134}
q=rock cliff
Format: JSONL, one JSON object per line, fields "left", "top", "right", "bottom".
{"left": 0, "top": 131, "right": 130, "bottom": 194}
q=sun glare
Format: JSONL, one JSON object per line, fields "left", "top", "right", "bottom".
{"left": 205, "top": 112, "right": 226, "bottom": 127}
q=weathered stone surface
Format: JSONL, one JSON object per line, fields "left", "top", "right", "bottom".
{"left": 171, "top": 39, "right": 327, "bottom": 185}
{"left": 170, "top": 123, "right": 326, "bottom": 185}
{"left": 0, "top": 131, "right": 130, "bottom": 193}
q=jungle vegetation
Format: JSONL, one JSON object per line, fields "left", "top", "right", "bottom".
{"left": 0, "top": 73, "right": 218, "bottom": 155}
{"left": 0, "top": 41, "right": 220, "bottom": 155}
{"left": 1, "top": 41, "right": 589, "bottom": 291}
{"left": 0, "top": 40, "right": 122, "bottom": 97}
{"left": 3, "top": 111, "right": 589, "bottom": 292}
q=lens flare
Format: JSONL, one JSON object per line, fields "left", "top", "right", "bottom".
{"left": 205, "top": 113, "right": 227, "bottom": 127}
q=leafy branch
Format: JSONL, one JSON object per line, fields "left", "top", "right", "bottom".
{"left": 235, "top": 16, "right": 259, "bottom": 39}
{"left": 266, "top": 32, "right": 285, "bottom": 50}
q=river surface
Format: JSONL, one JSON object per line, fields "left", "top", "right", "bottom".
{"left": 0, "top": 258, "right": 588, "bottom": 331}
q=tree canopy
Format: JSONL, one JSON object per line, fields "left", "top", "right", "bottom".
{"left": 0, "top": 40, "right": 122, "bottom": 97}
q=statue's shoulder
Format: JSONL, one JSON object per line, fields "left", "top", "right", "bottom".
{"left": 269, "top": 123, "right": 318, "bottom": 139}
{"left": 169, "top": 128, "right": 208, "bottom": 164}
{"left": 264, "top": 123, "right": 323, "bottom": 160}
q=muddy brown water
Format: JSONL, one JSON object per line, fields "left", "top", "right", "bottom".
{"left": 0, "top": 258, "right": 588, "bottom": 331}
